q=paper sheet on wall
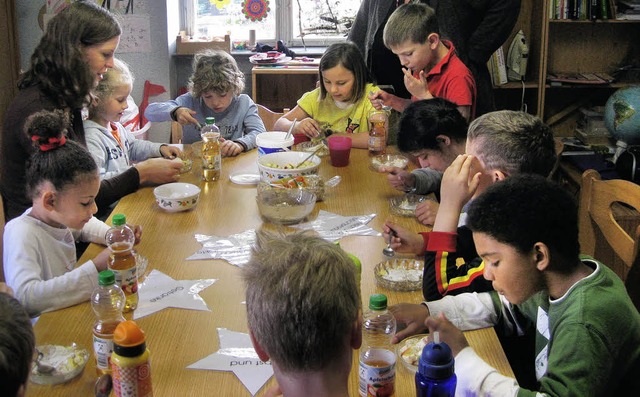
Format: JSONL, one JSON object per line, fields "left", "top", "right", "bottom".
{"left": 116, "top": 14, "right": 151, "bottom": 53}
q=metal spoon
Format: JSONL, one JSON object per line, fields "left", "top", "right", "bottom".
{"left": 383, "top": 229, "right": 396, "bottom": 257}
{"left": 294, "top": 146, "right": 323, "bottom": 168}
{"left": 95, "top": 374, "right": 113, "bottom": 397}
{"left": 284, "top": 118, "right": 297, "bottom": 140}
{"left": 34, "top": 349, "right": 55, "bottom": 374}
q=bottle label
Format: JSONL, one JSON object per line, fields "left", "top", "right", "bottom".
{"left": 111, "top": 267, "right": 138, "bottom": 296}
{"left": 93, "top": 335, "right": 114, "bottom": 371}
{"left": 368, "top": 136, "right": 385, "bottom": 152}
{"left": 358, "top": 349, "right": 396, "bottom": 397}
{"left": 112, "top": 361, "right": 153, "bottom": 397}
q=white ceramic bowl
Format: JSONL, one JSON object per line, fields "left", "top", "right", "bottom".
{"left": 256, "top": 188, "right": 317, "bottom": 225}
{"left": 154, "top": 182, "right": 201, "bottom": 212}
{"left": 257, "top": 151, "right": 321, "bottom": 182}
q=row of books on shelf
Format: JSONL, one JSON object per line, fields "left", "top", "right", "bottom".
{"left": 548, "top": 0, "right": 624, "bottom": 20}
{"left": 488, "top": 47, "right": 508, "bottom": 86}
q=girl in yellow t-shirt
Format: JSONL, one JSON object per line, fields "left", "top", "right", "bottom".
{"left": 273, "top": 42, "right": 379, "bottom": 149}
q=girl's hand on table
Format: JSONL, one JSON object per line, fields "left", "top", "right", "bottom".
{"left": 219, "top": 139, "right": 243, "bottom": 157}
{"left": 93, "top": 247, "right": 112, "bottom": 271}
{"left": 135, "top": 158, "right": 182, "bottom": 185}
{"left": 160, "top": 145, "right": 182, "bottom": 159}
{"left": 425, "top": 313, "right": 469, "bottom": 356}
{"left": 381, "top": 166, "right": 415, "bottom": 191}
{"left": 383, "top": 221, "right": 424, "bottom": 256}
{"left": 415, "top": 200, "right": 440, "bottom": 226}
{"left": 389, "top": 303, "right": 430, "bottom": 344}
{"left": 295, "top": 118, "right": 321, "bottom": 138}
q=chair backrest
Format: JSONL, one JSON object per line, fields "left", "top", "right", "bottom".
{"left": 579, "top": 169, "right": 640, "bottom": 305}
{"left": 171, "top": 121, "right": 183, "bottom": 144}
{"left": 257, "top": 104, "right": 288, "bottom": 131}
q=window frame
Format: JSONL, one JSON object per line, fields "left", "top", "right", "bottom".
{"left": 181, "top": 0, "right": 358, "bottom": 48}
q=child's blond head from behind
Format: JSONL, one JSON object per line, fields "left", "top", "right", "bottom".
{"left": 90, "top": 58, "right": 133, "bottom": 117}
{"left": 189, "top": 49, "right": 245, "bottom": 98}
{"left": 383, "top": 2, "right": 439, "bottom": 48}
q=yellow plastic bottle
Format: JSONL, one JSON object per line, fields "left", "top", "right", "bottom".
{"left": 111, "top": 320, "right": 153, "bottom": 397}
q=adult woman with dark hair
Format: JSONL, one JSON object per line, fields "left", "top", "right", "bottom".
{"left": 1, "top": 1, "right": 180, "bottom": 221}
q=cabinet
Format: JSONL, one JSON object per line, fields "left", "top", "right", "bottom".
{"left": 251, "top": 66, "right": 319, "bottom": 112}
{"left": 493, "top": 0, "right": 640, "bottom": 136}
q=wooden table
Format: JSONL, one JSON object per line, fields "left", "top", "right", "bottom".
{"left": 28, "top": 148, "right": 513, "bottom": 396}
{"left": 251, "top": 65, "right": 318, "bottom": 112}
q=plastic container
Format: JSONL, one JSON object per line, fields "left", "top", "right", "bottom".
{"left": 201, "top": 117, "right": 221, "bottom": 181}
{"left": 91, "top": 270, "right": 126, "bottom": 375}
{"left": 256, "top": 131, "right": 295, "bottom": 156}
{"left": 359, "top": 294, "right": 397, "bottom": 397}
{"left": 106, "top": 214, "right": 138, "bottom": 312}
{"left": 415, "top": 332, "right": 456, "bottom": 397}
{"left": 111, "top": 320, "right": 153, "bottom": 397}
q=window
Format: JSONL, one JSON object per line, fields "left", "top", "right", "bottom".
{"left": 187, "top": 0, "right": 362, "bottom": 47}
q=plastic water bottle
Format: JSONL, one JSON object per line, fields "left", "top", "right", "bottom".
{"left": 200, "top": 116, "right": 221, "bottom": 181}
{"left": 111, "top": 320, "right": 153, "bottom": 397}
{"left": 91, "top": 269, "right": 126, "bottom": 376}
{"left": 106, "top": 214, "right": 138, "bottom": 312}
{"left": 415, "top": 332, "right": 457, "bottom": 397}
{"left": 359, "top": 293, "right": 396, "bottom": 397}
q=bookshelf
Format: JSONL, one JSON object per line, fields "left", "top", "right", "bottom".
{"left": 492, "top": 0, "right": 640, "bottom": 137}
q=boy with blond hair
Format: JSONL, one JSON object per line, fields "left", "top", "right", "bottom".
{"left": 370, "top": 2, "right": 476, "bottom": 120}
{"left": 243, "top": 232, "right": 361, "bottom": 397}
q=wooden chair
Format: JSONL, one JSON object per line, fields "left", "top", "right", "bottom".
{"left": 579, "top": 169, "right": 640, "bottom": 309}
{"left": 169, "top": 104, "right": 289, "bottom": 144}
{"left": 257, "top": 104, "right": 288, "bottom": 131}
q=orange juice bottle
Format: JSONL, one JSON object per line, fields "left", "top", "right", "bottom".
{"left": 106, "top": 214, "right": 138, "bottom": 312}
{"left": 111, "top": 320, "right": 153, "bottom": 397}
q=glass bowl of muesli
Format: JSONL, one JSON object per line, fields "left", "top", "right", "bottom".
{"left": 374, "top": 258, "right": 424, "bottom": 291}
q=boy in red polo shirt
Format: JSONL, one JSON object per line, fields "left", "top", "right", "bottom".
{"left": 370, "top": 2, "right": 476, "bottom": 121}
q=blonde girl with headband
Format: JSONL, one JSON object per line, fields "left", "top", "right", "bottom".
{"left": 3, "top": 110, "right": 142, "bottom": 318}
{"left": 85, "top": 58, "right": 182, "bottom": 180}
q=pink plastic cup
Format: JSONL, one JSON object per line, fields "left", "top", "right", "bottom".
{"left": 328, "top": 136, "right": 352, "bottom": 167}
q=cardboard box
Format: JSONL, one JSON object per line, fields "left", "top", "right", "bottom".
{"left": 176, "top": 34, "right": 231, "bottom": 55}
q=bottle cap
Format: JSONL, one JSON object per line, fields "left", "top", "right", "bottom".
{"left": 114, "top": 320, "right": 146, "bottom": 347}
{"left": 112, "top": 214, "right": 126, "bottom": 226}
{"left": 113, "top": 321, "right": 147, "bottom": 357}
{"left": 368, "top": 293, "right": 388, "bottom": 310}
{"left": 98, "top": 270, "right": 116, "bottom": 286}
{"left": 205, "top": 117, "right": 215, "bottom": 125}
{"left": 418, "top": 332, "right": 455, "bottom": 379}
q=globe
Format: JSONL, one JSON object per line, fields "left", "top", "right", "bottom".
{"left": 604, "top": 86, "right": 640, "bottom": 146}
